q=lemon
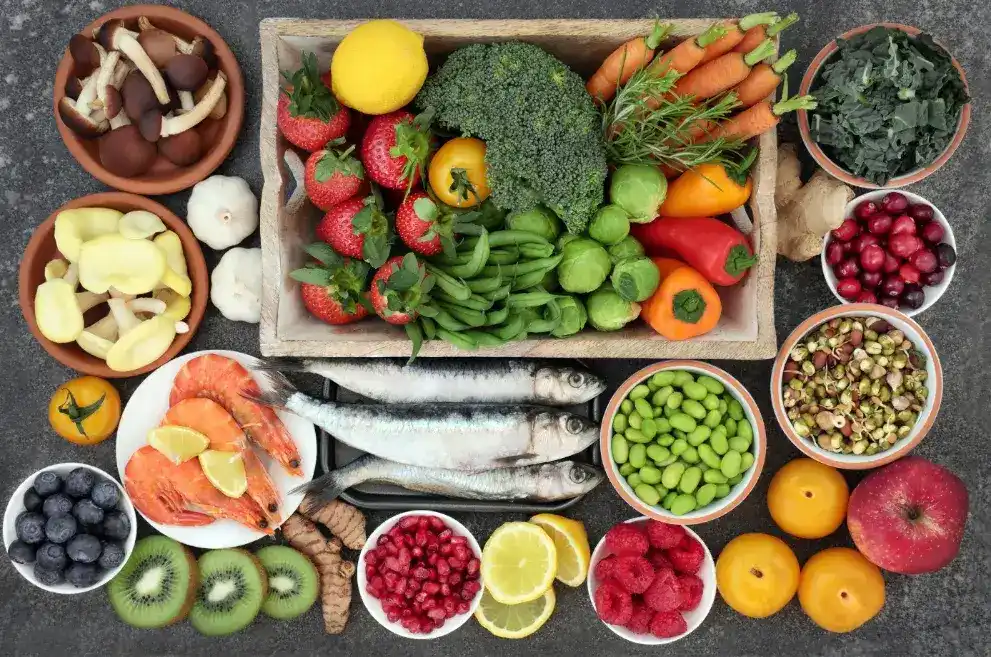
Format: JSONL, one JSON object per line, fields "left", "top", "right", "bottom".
{"left": 475, "top": 587, "right": 556, "bottom": 639}
{"left": 197, "top": 450, "right": 248, "bottom": 498}
{"left": 147, "top": 425, "right": 209, "bottom": 464}
{"left": 529, "top": 514, "right": 591, "bottom": 587}
{"left": 481, "top": 522, "right": 557, "bottom": 605}
{"left": 331, "top": 19, "right": 428, "bottom": 115}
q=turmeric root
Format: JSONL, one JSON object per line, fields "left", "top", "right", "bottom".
{"left": 282, "top": 514, "right": 355, "bottom": 635}
{"left": 300, "top": 496, "right": 367, "bottom": 550}
{"left": 776, "top": 143, "right": 854, "bottom": 261}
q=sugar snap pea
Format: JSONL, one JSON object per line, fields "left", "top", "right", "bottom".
{"left": 629, "top": 444, "right": 647, "bottom": 469}
{"left": 611, "top": 435, "right": 629, "bottom": 464}
{"left": 635, "top": 484, "right": 661, "bottom": 506}
{"left": 507, "top": 290, "right": 559, "bottom": 308}
{"left": 442, "top": 230, "right": 489, "bottom": 278}
{"left": 486, "top": 248, "right": 520, "bottom": 266}
{"left": 433, "top": 309, "right": 470, "bottom": 332}
{"left": 438, "top": 302, "right": 486, "bottom": 327}
{"left": 509, "top": 267, "right": 555, "bottom": 291}
{"left": 482, "top": 285, "right": 512, "bottom": 302}
{"left": 466, "top": 276, "right": 503, "bottom": 293}
{"left": 480, "top": 254, "right": 562, "bottom": 278}
{"left": 519, "top": 242, "right": 555, "bottom": 259}
{"left": 484, "top": 304, "right": 510, "bottom": 326}
{"left": 435, "top": 291, "right": 492, "bottom": 311}
{"left": 419, "top": 316, "right": 437, "bottom": 340}
{"left": 424, "top": 264, "right": 472, "bottom": 301}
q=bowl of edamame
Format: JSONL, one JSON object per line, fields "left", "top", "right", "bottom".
{"left": 601, "top": 361, "right": 766, "bottom": 525}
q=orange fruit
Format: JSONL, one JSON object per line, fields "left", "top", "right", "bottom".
{"left": 767, "top": 458, "right": 849, "bottom": 539}
{"left": 799, "top": 547, "right": 885, "bottom": 633}
{"left": 47, "top": 376, "right": 121, "bottom": 445}
{"left": 716, "top": 533, "right": 800, "bottom": 618}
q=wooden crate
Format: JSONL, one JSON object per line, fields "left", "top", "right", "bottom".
{"left": 259, "top": 19, "right": 778, "bottom": 359}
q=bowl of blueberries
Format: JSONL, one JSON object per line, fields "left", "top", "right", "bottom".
{"left": 3, "top": 463, "right": 137, "bottom": 593}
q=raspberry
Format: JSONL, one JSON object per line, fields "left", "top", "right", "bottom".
{"left": 604, "top": 524, "right": 650, "bottom": 557}
{"left": 667, "top": 535, "right": 705, "bottom": 574}
{"left": 646, "top": 548, "right": 673, "bottom": 572}
{"left": 646, "top": 520, "right": 687, "bottom": 550}
{"left": 594, "top": 555, "right": 619, "bottom": 581}
{"left": 643, "top": 568, "right": 682, "bottom": 612}
{"left": 625, "top": 600, "right": 654, "bottom": 635}
{"left": 593, "top": 581, "right": 634, "bottom": 625}
{"left": 612, "top": 556, "right": 656, "bottom": 594}
{"left": 677, "top": 574, "right": 704, "bottom": 611}
{"left": 650, "top": 610, "right": 688, "bottom": 638}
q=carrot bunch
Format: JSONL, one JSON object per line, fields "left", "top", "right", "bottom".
{"left": 586, "top": 22, "right": 670, "bottom": 102}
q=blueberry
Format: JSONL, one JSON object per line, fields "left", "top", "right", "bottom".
{"left": 15, "top": 512, "right": 46, "bottom": 545}
{"left": 102, "top": 511, "right": 131, "bottom": 541}
{"left": 66, "top": 534, "right": 102, "bottom": 563}
{"left": 35, "top": 542, "right": 68, "bottom": 572}
{"left": 90, "top": 481, "right": 120, "bottom": 510}
{"left": 33, "top": 471, "right": 62, "bottom": 497}
{"left": 42, "top": 493, "right": 74, "bottom": 518}
{"left": 7, "top": 540, "right": 36, "bottom": 564}
{"left": 65, "top": 468, "right": 96, "bottom": 498}
{"left": 98, "top": 541, "right": 125, "bottom": 570}
{"left": 33, "top": 563, "right": 64, "bottom": 586}
{"left": 23, "top": 488, "right": 43, "bottom": 513}
{"left": 73, "top": 499, "right": 104, "bottom": 526}
{"left": 45, "top": 514, "right": 78, "bottom": 544}
{"left": 65, "top": 562, "right": 100, "bottom": 588}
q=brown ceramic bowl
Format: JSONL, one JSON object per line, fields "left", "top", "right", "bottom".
{"left": 53, "top": 5, "right": 244, "bottom": 195}
{"left": 798, "top": 23, "right": 971, "bottom": 189}
{"left": 18, "top": 192, "right": 208, "bottom": 378}
{"left": 771, "top": 304, "right": 943, "bottom": 470}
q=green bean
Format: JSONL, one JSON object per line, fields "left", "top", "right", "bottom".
{"left": 682, "top": 381, "right": 708, "bottom": 401}
{"left": 670, "top": 438, "right": 688, "bottom": 456}
{"left": 703, "top": 409, "right": 723, "bottom": 429}
{"left": 661, "top": 462, "right": 686, "bottom": 489}
{"left": 628, "top": 444, "right": 647, "bottom": 469}
{"left": 486, "top": 248, "right": 520, "bottom": 266}
{"left": 701, "top": 394, "right": 721, "bottom": 411}
{"left": 612, "top": 413, "right": 628, "bottom": 434}
{"left": 507, "top": 290, "right": 559, "bottom": 308}
{"left": 436, "top": 328, "right": 477, "bottom": 350}
{"left": 432, "top": 250, "right": 472, "bottom": 266}
{"left": 480, "top": 254, "right": 563, "bottom": 278}
{"left": 438, "top": 302, "right": 486, "bottom": 327}
{"left": 656, "top": 433, "right": 675, "bottom": 447}
{"left": 720, "top": 451, "right": 743, "bottom": 479}
{"left": 461, "top": 330, "right": 507, "bottom": 347}
{"left": 611, "top": 435, "right": 630, "bottom": 464}
{"left": 646, "top": 444, "right": 670, "bottom": 463}
{"left": 703, "top": 468, "right": 727, "bottom": 484}
{"left": 724, "top": 417, "right": 738, "bottom": 437}
{"left": 635, "top": 484, "right": 661, "bottom": 506}
{"left": 466, "top": 276, "right": 503, "bottom": 293}
{"left": 482, "top": 285, "right": 512, "bottom": 303}
{"left": 628, "top": 411, "right": 642, "bottom": 430}
{"left": 737, "top": 418, "right": 753, "bottom": 443}
{"left": 661, "top": 491, "right": 678, "bottom": 510}
{"left": 728, "top": 398, "right": 745, "bottom": 421}
{"left": 620, "top": 399, "right": 634, "bottom": 414}
{"left": 629, "top": 384, "right": 651, "bottom": 400}
{"left": 487, "top": 230, "right": 552, "bottom": 248}
{"left": 424, "top": 264, "right": 472, "bottom": 301}
{"left": 652, "top": 386, "right": 674, "bottom": 406}
{"left": 433, "top": 309, "right": 470, "bottom": 332}
{"left": 484, "top": 304, "right": 510, "bottom": 326}
{"left": 695, "top": 483, "right": 717, "bottom": 507}
{"left": 665, "top": 391, "right": 684, "bottom": 409}
{"left": 627, "top": 472, "right": 642, "bottom": 488}
{"left": 681, "top": 399, "right": 707, "bottom": 420}
{"left": 714, "top": 483, "right": 731, "bottom": 499}
{"left": 670, "top": 494, "right": 697, "bottom": 516}
{"left": 508, "top": 268, "right": 552, "bottom": 291}
{"left": 728, "top": 436, "right": 751, "bottom": 453}
{"left": 651, "top": 371, "right": 676, "bottom": 388}
{"left": 710, "top": 431, "right": 729, "bottom": 455}
{"left": 639, "top": 466, "right": 662, "bottom": 486}
{"left": 698, "top": 376, "right": 725, "bottom": 395}
{"left": 442, "top": 230, "right": 489, "bottom": 278}
{"left": 740, "top": 451, "right": 755, "bottom": 472}
{"left": 669, "top": 413, "right": 697, "bottom": 433}
{"left": 618, "top": 462, "right": 635, "bottom": 477}
{"left": 625, "top": 428, "right": 650, "bottom": 444}
{"left": 490, "top": 313, "right": 526, "bottom": 340}
{"left": 687, "top": 426, "right": 711, "bottom": 446}
{"left": 519, "top": 242, "right": 555, "bottom": 259}
{"left": 672, "top": 371, "right": 694, "bottom": 387}
{"left": 699, "top": 444, "right": 722, "bottom": 469}
{"left": 434, "top": 291, "right": 492, "bottom": 311}
{"left": 678, "top": 466, "right": 702, "bottom": 494}
{"left": 634, "top": 398, "right": 653, "bottom": 419}
{"left": 418, "top": 303, "right": 440, "bottom": 318}
{"left": 681, "top": 446, "right": 700, "bottom": 464}
{"left": 727, "top": 473, "right": 743, "bottom": 485}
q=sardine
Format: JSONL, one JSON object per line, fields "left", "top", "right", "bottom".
{"left": 293, "top": 455, "right": 604, "bottom": 503}
{"left": 254, "top": 358, "right": 606, "bottom": 406}
{"left": 247, "top": 371, "right": 599, "bottom": 471}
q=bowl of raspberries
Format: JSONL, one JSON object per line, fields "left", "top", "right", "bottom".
{"left": 588, "top": 517, "right": 715, "bottom": 644}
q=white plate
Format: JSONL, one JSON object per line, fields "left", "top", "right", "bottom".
{"left": 116, "top": 349, "right": 316, "bottom": 549}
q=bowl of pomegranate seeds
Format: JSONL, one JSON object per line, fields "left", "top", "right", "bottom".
{"left": 358, "top": 511, "right": 483, "bottom": 639}
{"left": 821, "top": 190, "right": 957, "bottom": 316}
{"left": 587, "top": 517, "right": 716, "bottom": 645}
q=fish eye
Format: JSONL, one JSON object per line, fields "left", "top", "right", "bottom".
{"left": 566, "top": 417, "right": 585, "bottom": 434}
{"left": 570, "top": 466, "right": 589, "bottom": 482}
{"left": 568, "top": 372, "right": 585, "bottom": 387}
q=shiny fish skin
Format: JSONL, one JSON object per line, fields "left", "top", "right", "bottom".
{"left": 254, "top": 358, "right": 606, "bottom": 406}
{"left": 294, "top": 455, "right": 605, "bottom": 503}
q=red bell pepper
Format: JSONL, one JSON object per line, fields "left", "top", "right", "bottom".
{"left": 630, "top": 217, "right": 757, "bottom": 286}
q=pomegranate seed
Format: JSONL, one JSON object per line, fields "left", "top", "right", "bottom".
{"left": 404, "top": 589, "right": 415, "bottom": 599}
{"left": 371, "top": 575, "right": 384, "bottom": 590}
{"left": 400, "top": 516, "right": 421, "bottom": 530}
{"left": 422, "top": 581, "right": 441, "bottom": 595}
{"left": 414, "top": 529, "right": 429, "bottom": 547}
{"left": 402, "top": 534, "right": 414, "bottom": 547}
{"left": 365, "top": 551, "right": 378, "bottom": 566}
{"left": 466, "top": 558, "right": 480, "bottom": 576}
{"left": 377, "top": 536, "right": 391, "bottom": 548}
{"left": 366, "top": 584, "right": 380, "bottom": 599}
{"left": 443, "top": 597, "right": 458, "bottom": 617}
{"left": 395, "top": 578, "right": 408, "bottom": 595}
{"left": 386, "top": 541, "right": 399, "bottom": 556}
{"left": 411, "top": 546, "right": 424, "bottom": 559}
{"left": 428, "top": 516, "right": 446, "bottom": 531}
{"left": 432, "top": 618, "right": 445, "bottom": 630}
{"left": 427, "top": 553, "right": 439, "bottom": 566}
{"left": 831, "top": 218, "right": 859, "bottom": 241}
{"left": 441, "top": 583, "right": 451, "bottom": 596}
{"left": 448, "top": 557, "right": 465, "bottom": 570}
{"left": 384, "top": 556, "right": 401, "bottom": 573}
{"left": 438, "top": 529, "right": 453, "bottom": 542}
{"left": 437, "top": 573, "right": 448, "bottom": 586}
{"left": 427, "top": 607, "right": 446, "bottom": 620}
{"left": 364, "top": 564, "right": 376, "bottom": 579}
{"left": 450, "top": 536, "right": 468, "bottom": 546}
{"left": 389, "top": 593, "right": 405, "bottom": 607}
{"left": 439, "top": 543, "right": 453, "bottom": 556}
{"left": 452, "top": 545, "right": 470, "bottom": 562}
{"left": 387, "top": 610, "right": 401, "bottom": 623}
{"left": 383, "top": 571, "right": 399, "bottom": 588}
{"left": 414, "top": 590, "right": 429, "bottom": 604}
{"left": 402, "top": 608, "right": 413, "bottom": 618}
{"left": 412, "top": 566, "right": 431, "bottom": 581}
{"left": 422, "top": 596, "right": 438, "bottom": 610}
{"left": 436, "top": 559, "right": 451, "bottom": 576}
{"left": 449, "top": 572, "right": 463, "bottom": 586}
{"left": 408, "top": 579, "right": 421, "bottom": 592}
{"left": 457, "top": 601, "right": 471, "bottom": 614}
{"left": 412, "top": 600, "right": 422, "bottom": 614}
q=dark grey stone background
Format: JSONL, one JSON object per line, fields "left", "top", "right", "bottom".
{"left": 0, "top": 1, "right": 987, "bottom": 655}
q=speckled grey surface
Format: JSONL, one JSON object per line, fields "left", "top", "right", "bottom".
{"left": 0, "top": 1, "right": 988, "bottom": 655}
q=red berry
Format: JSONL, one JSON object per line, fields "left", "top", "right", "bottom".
{"left": 650, "top": 610, "right": 689, "bottom": 638}
{"left": 889, "top": 233, "right": 923, "bottom": 259}
{"left": 612, "top": 555, "right": 657, "bottom": 594}
{"left": 859, "top": 244, "right": 886, "bottom": 273}
{"left": 833, "top": 257, "right": 860, "bottom": 279}
{"left": 879, "top": 296, "right": 901, "bottom": 310}
{"left": 866, "top": 213, "right": 893, "bottom": 235}
{"left": 860, "top": 270, "right": 882, "bottom": 290}
{"left": 593, "top": 581, "right": 635, "bottom": 625}
{"left": 881, "top": 192, "right": 908, "bottom": 214}
{"left": 909, "top": 203, "right": 934, "bottom": 222}
{"left": 920, "top": 270, "right": 944, "bottom": 287}
{"left": 625, "top": 600, "right": 655, "bottom": 635}
{"left": 824, "top": 240, "right": 845, "bottom": 266}
{"left": 667, "top": 536, "right": 705, "bottom": 574}
{"left": 908, "top": 249, "right": 939, "bottom": 274}
{"left": 678, "top": 574, "right": 705, "bottom": 611}
{"left": 643, "top": 568, "right": 682, "bottom": 612}
{"left": 851, "top": 233, "right": 879, "bottom": 254}
{"left": 646, "top": 520, "right": 687, "bottom": 550}
{"left": 920, "top": 221, "right": 945, "bottom": 244}
{"left": 882, "top": 253, "right": 900, "bottom": 274}
{"left": 890, "top": 214, "right": 917, "bottom": 236}
{"left": 594, "top": 555, "right": 619, "bottom": 581}
{"left": 856, "top": 290, "right": 878, "bottom": 304}
{"left": 605, "top": 524, "right": 650, "bottom": 557}
{"left": 835, "top": 277, "right": 862, "bottom": 301}
{"left": 899, "top": 262, "right": 921, "bottom": 284}
{"left": 831, "top": 219, "right": 860, "bottom": 241}
{"left": 880, "top": 275, "right": 905, "bottom": 298}
{"left": 854, "top": 200, "right": 879, "bottom": 220}
{"left": 646, "top": 548, "right": 673, "bottom": 572}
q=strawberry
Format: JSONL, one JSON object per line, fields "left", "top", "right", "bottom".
{"left": 289, "top": 243, "right": 371, "bottom": 325}
{"left": 395, "top": 190, "right": 484, "bottom": 257}
{"left": 369, "top": 254, "right": 434, "bottom": 326}
{"left": 314, "top": 195, "right": 391, "bottom": 268}
{"left": 360, "top": 110, "right": 432, "bottom": 191}
{"left": 278, "top": 52, "right": 351, "bottom": 152}
{"left": 304, "top": 142, "right": 366, "bottom": 211}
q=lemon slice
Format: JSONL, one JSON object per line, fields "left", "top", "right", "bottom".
{"left": 529, "top": 513, "right": 591, "bottom": 587}
{"left": 481, "top": 522, "right": 557, "bottom": 605}
{"left": 147, "top": 425, "right": 210, "bottom": 464}
{"left": 197, "top": 450, "right": 248, "bottom": 498}
{"left": 475, "top": 586, "right": 555, "bottom": 639}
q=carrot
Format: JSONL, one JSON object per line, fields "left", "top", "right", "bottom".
{"left": 643, "top": 24, "right": 726, "bottom": 110}
{"left": 587, "top": 22, "right": 669, "bottom": 102}
{"left": 672, "top": 39, "right": 776, "bottom": 102}
{"left": 731, "top": 49, "right": 797, "bottom": 108}
{"left": 641, "top": 257, "right": 722, "bottom": 340}
{"left": 732, "top": 12, "right": 799, "bottom": 53}
{"left": 698, "top": 12, "right": 778, "bottom": 65}
{"left": 702, "top": 91, "right": 818, "bottom": 143}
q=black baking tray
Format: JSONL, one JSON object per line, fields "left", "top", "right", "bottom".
{"left": 317, "top": 376, "right": 603, "bottom": 513}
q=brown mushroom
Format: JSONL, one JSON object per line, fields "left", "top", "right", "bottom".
{"left": 65, "top": 76, "right": 86, "bottom": 100}
{"left": 136, "top": 28, "right": 177, "bottom": 68}
{"left": 96, "top": 19, "right": 170, "bottom": 105}
{"left": 158, "top": 130, "right": 202, "bottom": 166}
{"left": 68, "top": 34, "right": 101, "bottom": 78}
{"left": 137, "top": 17, "right": 217, "bottom": 68}
{"left": 138, "top": 71, "right": 226, "bottom": 142}
{"left": 193, "top": 74, "right": 227, "bottom": 120}
{"left": 91, "top": 50, "right": 121, "bottom": 112}
{"left": 58, "top": 95, "right": 108, "bottom": 138}
{"left": 122, "top": 70, "right": 158, "bottom": 122}
{"left": 165, "top": 54, "right": 208, "bottom": 92}
{"left": 98, "top": 125, "right": 156, "bottom": 176}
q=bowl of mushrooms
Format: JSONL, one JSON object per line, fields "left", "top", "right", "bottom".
{"left": 18, "top": 192, "right": 208, "bottom": 378}
{"left": 53, "top": 5, "right": 244, "bottom": 195}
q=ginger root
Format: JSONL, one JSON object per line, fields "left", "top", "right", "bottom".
{"left": 300, "top": 496, "right": 367, "bottom": 550}
{"left": 776, "top": 143, "right": 854, "bottom": 261}
{"left": 282, "top": 514, "right": 355, "bottom": 635}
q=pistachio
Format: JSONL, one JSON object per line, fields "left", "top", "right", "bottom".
{"left": 817, "top": 434, "right": 832, "bottom": 450}
{"left": 864, "top": 329, "right": 878, "bottom": 341}
{"left": 790, "top": 345, "right": 809, "bottom": 361}
{"left": 865, "top": 341, "right": 883, "bottom": 355}
{"left": 852, "top": 440, "right": 867, "bottom": 455}
{"left": 793, "top": 420, "right": 810, "bottom": 437}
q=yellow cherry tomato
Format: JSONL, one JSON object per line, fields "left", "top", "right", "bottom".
{"left": 428, "top": 137, "right": 490, "bottom": 208}
{"left": 48, "top": 376, "right": 121, "bottom": 445}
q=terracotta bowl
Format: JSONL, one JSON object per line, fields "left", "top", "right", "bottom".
{"left": 600, "top": 361, "right": 766, "bottom": 526}
{"left": 53, "top": 5, "right": 244, "bottom": 195}
{"left": 798, "top": 23, "right": 971, "bottom": 189}
{"left": 18, "top": 192, "right": 208, "bottom": 378}
{"left": 771, "top": 304, "right": 943, "bottom": 470}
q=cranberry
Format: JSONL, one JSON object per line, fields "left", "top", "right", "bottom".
{"left": 878, "top": 295, "right": 901, "bottom": 310}
{"left": 908, "top": 203, "right": 934, "bottom": 222}
{"left": 899, "top": 262, "right": 921, "bottom": 284}
{"left": 882, "top": 252, "right": 900, "bottom": 274}
{"left": 866, "top": 213, "right": 893, "bottom": 235}
{"left": 854, "top": 200, "right": 879, "bottom": 220}
{"left": 889, "top": 233, "right": 923, "bottom": 259}
{"left": 936, "top": 243, "right": 957, "bottom": 269}
{"left": 901, "top": 283, "right": 926, "bottom": 309}
{"left": 920, "top": 221, "right": 945, "bottom": 244}
{"left": 855, "top": 290, "right": 878, "bottom": 303}
{"left": 835, "top": 277, "right": 862, "bottom": 300}
{"left": 832, "top": 219, "right": 860, "bottom": 241}
{"left": 859, "top": 244, "right": 886, "bottom": 272}
{"left": 860, "top": 270, "right": 883, "bottom": 290}
{"left": 880, "top": 275, "right": 905, "bottom": 298}
{"left": 824, "top": 240, "right": 845, "bottom": 265}
{"left": 851, "top": 233, "right": 879, "bottom": 254}
{"left": 833, "top": 257, "right": 860, "bottom": 279}
{"left": 881, "top": 191, "right": 909, "bottom": 214}
{"left": 920, "top": 270, "right": 945, "bottom": 286}
{"left": 889, "top": 214, "right": 917, "bottom": 236}
{"left": 908, "top": 249, "right": 938, "bottom": 274}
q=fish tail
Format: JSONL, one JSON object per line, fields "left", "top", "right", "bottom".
{"left": 291, "top": 455, "right": 376, "bottom": 506}
{"left": 253, "top": 357, "right": 309, "bottom": 375}
{"left": 241, "top": 368, "right": 298, "bottom": 408}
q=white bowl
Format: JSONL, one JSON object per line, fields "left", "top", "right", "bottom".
{"left": 821, "top": 189, "right": 956, "bottom": 317}
{"left": 3, "top": 463, "right": 138, "bottom": 594}
{"left": 357, "top": 510, "right": 483, "bottom": 640}
{"left": 587, "top": 517, "right": 716, "bottom": 644}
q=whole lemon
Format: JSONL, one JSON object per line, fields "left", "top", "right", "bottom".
{"left": 331, "top": 20, "right": 428, "bottom": 115}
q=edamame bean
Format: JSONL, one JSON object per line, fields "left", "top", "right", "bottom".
{"left": 619, "top": 463, "right": 635, "bottom": 477}
{"left": 669, "top": 413, "right": 697, "bottom": 433}
{"left": 652, "top": 371, "right": 676, "bottom": 387}
{"left": 654, "top": 484, "right": 669, "bottom": 498}
{"left": 657, "top": 433, "right": 675, "bottom": 447}
{"left": 672, "top": 371, "right": 694, "bottom": 387}
{"left": 663, "top": 405, "right": 677, "bottom": 419}
{"left": 634, "top": 398, "right": 654, "bottom": 419}
{"left": 728, "top": 474, "right": 743, "bottom": 485}
{"left": 714, "top": 484, "right": 731, "bottom": 498}
{"left": 699, "top": 444, "right": 722, "bottom": 469}
{"left": 740, "top": 451, "right": 755, "bottom": 472}
{"left": 612, "top": 413, "right": 628, "bottom": 433}
{"left": 688, "top": 426, "right": 711, "bottom": 446}
{"left": 698, "top": 462, "right": 710, "bottom": 472}
{"left": 682, "top": 399, "right": 707, "bottom": 420}
{"left": 635, "top": 484, "right": 661, "bottom": 506}
{"left": 628, "top": 411, "right": 643, "bottom": 430}
{"left": 698, "top": 375, "right": 725, "bottom": 395}
{"left": 661, "top": 462, "right": 686, "bottom": 489}
{"left": 670, "top": 438, "right": 688, "bottom": 456}
{"left": 647, "top": 376, "right": 661, "bottom": 391}
{"left": 702, "top": 394, "right": 721, "bottom": 411}
{"left": 661, "top": 491, "right": 677, "bottom": 510}
{"left": 695, "top": 483, "right": 717, "bottom": 507}
{"left": 652, "top": 386, "right": 674, "bottom": 406}
{"left": 656, "top": 454, "right": 678, "bottom": 467}
{"left": 640, "top": 418, "right": 658, "bottom": 440}
{"left": 728, "top": 436, "right": 751, "bottom": 453}
{"left": 718, "top": 399, "right": 728, "bottom": 414}
{"left": 620, "top": 399, "right": 633, "bottom": 414}
{"left": 639, "top": 466, "right": 662, "bottom": 485}
{"left": 703, "top": 409, "right": 723, "bottom": 429}
{"left": 629, "top": 444, "right": 647, "bottom": 469}
{"left": 720, "top": 451, "right": 742, "bottom": 479}
{"left": 665, "top": 391, "right": 684, "bottom": 409}
{"left": 682, "top": 381, "right": 708, "bottom": 401}
{"left": 737, "top": 418, "right": 753, "bottom": 443}
{"left": 626, "top": 427, "right": 650, "bottom": 444}
{"left": 670, "top": 494, "right": 697, "bottom": 516}
{"left": 612, "top": 435, "right": 630, "bottom": 463}
{"left": 672, "top": 429, "right": 686, "bottom": 440}
{"left": 679, "top": 466, "right": 702, "bottom": 494}
{"left": 703, "top": 468, "right": 727, "bottom": 484}
{"left": 654, "top": 417, "right": 671, "bottom": 434}
{"left": 627, "top": 472, "right": 642, "bottom": 487}
{"left": 681, "top": 446, "right": 700, "bottom": 464}
{"left": 646, "top": 444, "right": 670, "bottom": 463}
{"left": 710, "top": 431, "right": 729, "bottom": 455}
{"left": 723, "top": 417, "right": 737, "bottom": 437}
{"left": 629, "top": 384, "right": 651, "bottom": 400}
{"left": 728, "top": 398, "right": 745, "bottom": 421}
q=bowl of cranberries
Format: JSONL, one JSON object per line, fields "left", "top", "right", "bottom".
{"left": 358, "top": 511, "right": 483, "bottom": 639}
{"left": 822, "top": 190, "right": 957, "bottom": 316}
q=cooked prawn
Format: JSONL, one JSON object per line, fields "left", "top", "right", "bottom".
{"left": 163, "top": 398, "right": 283, "bottom": 527}
{"left": 170, "top": 354, "right": 303, "bottom": 477}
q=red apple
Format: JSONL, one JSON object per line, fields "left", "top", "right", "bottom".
{"left": 847, "top": 456, "right": 969, "bottom": 574}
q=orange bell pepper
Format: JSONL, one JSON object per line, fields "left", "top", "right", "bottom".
{"left": 657, "top": 150, "right": 756, "bottom": 217}
{"left": 641, "top": 258, "right": 722, "bottom": 340}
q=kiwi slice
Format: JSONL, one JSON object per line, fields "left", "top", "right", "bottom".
{"left": 256, "top": 546, "right": 320, "bottom": 620}
{"left": 107, "top": 535, "right": 197, "bottom": 628}
{"left": 189, "top": 549, "right": 268, "bottom": 636}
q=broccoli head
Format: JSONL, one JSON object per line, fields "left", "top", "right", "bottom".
{"left": 416, "top": 42, "right": 607, "bottom": 233}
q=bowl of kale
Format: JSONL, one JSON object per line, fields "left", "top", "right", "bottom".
{"left": 798, "top": 24, "right": 970, "bottom": 188}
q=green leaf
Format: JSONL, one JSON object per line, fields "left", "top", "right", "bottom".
{"left": 362, "top": 234, "right": 390, "bottom": 269}
{"left": 290, "top": 268, "right": 332, "bottom": 286}
{"left": 413, "top": 197, "right": 439, "bottom": 223}
{"left": 304, "top": 242, "right": 342, "bottom": 267}
{"left": 57, "top": 390, "right": 106, "bottom": 437}
{"left": 352, "top": 206, "right": 374, "bottom": 234}
{"left": 405, "top": 322, "right": 424, "bottom": 363}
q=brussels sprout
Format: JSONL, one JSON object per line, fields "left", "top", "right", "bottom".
{"left": 611, "top": 257, "right": 660, "bottom": 302}
{"left": 610, "top": 164, "right": 667, "bottom": 223}
{"left": 587, "top": 287, "right": 641, "bottom": 331}
{"left": 506, "top": 206, "right": 562, "bottom": 241}
{"left": 551, "top": 296, "right": 587, "bottom": 337}
{"left": 608, "top": 235, "right": 645, "bottom": 264}
{"left": 557, "top": 238, "right": 612, "bottom": 294}
{"left": 588, "top": 204, "right": 631, "bottom": 245}
{"left": 556, "top": 233, "right": 581, "bottom": 252}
